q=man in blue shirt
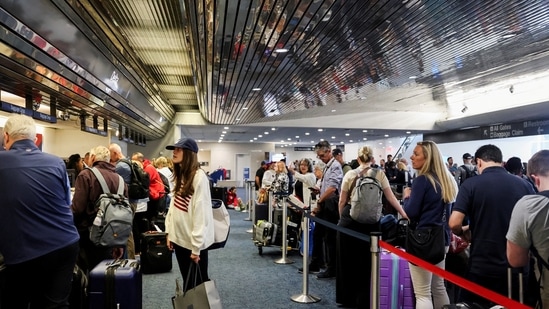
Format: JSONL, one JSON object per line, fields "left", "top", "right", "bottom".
{"left": 0, "top": 115, "right": 80, "bottom": 308}
{"left": 449, "top": 144, "right": 535, "bottom": 307}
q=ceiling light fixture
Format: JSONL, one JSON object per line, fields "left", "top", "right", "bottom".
{"left": 274, "top": 48, "right": 288, "bottom": 53}
{"left": 252, "top": 88, "right": 261, "bottom": 91}
{"left": 305, "top": 132, "right": 310, "bottom": 135}
{"left": 318, "top": 128, "right": 324, "bottom": 132}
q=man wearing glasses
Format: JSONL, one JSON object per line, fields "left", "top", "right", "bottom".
{"left": 313, "top": 141, "right": 343, "bottom": 279}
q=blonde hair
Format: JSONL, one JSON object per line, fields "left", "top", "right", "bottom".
{"left": 357, "top": 146, "right": 374, "bottom": 164}
{"left": 397, "top": 161, "right": 408, "bottom": 171}
{"left": 415, "top": 141, "right": 458, "bottom": 203}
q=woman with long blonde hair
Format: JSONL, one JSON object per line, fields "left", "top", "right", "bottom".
{"left": 403, "top": 140, "right": 458, "bottom": 309}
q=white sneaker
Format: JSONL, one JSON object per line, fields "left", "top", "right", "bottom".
{"left": 234, "top": 206, "right": 241, "bottom": 211}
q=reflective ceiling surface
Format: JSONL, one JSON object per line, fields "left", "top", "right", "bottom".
{"left": 1, "top": 0, "right": 549, "bottom": 145}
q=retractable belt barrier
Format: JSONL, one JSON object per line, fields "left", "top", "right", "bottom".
{"left": 297, "top": 210, "right": 532, "bottom": 309}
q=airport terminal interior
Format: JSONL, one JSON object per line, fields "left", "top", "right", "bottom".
{"left": 1, "top": 0, "right": 549, "bottom": 308}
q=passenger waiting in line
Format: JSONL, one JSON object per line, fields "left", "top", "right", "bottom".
{"left": 131, "top": 159, "right": 149, "bottom": 253}
{"left": 313, "top": 141, "right": 343, "bottom": 279}
{"left": 109, "top": 143, "right": 141, "bottom": 258}
{"left": 164, "top": 138, "right": 214, "bottom": 292}
{"left": 505, "top": 156, "right": 537, "bottom": 192}
{"left": 132, "top": 152, "right": 165, "bottom": 228}
{"left": 288, "top": 158, "right": 316, "bottom": 206}
{"left": 337, "top": 146, "right": 408, "bottom": 308}
{"left": 262, "top": 161, "right": 276, "bottom": 189}
{"left": 507, "top": 149, "right": 549, "bottom": 308}
{"left": 255, "top": 160, "right": 268, "bottom": 192}
{"left": 67, "top": 153, "right": 85, "bottom": 175}
{"left": 332, "top": 148, "right": 352, "bottom": 175}
{"left": 403, "top": 140, "right": 458, "bottom": 309}
{"left": 0, "top": 115, "right": 80, "bottom": 308}
{"left": 449, "top": 144, "right": 535, "bottom": 307}
{"left": 72, "top": 145, "right": 127, "bottom": 273}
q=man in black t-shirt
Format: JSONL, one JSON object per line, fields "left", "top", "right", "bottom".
{"left": 255, "top": 161, "right": 267, "bottom": 191}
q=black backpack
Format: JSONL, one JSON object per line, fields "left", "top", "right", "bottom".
{"left": 122, "top": 159, "right": 150, "bottom": 199}
{"left": 460, "top": 165, "right": 477, "bottom": 185}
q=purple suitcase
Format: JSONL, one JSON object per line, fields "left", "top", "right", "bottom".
{"left": 89, "top": 259, "right": 142, "bottom": 309}
{"left": 379, "top": 249, "right": 415, "bottom": 309}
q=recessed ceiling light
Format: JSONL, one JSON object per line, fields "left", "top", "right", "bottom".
{"left": 252, "top": 88, "right": 261, "bottom": 91}
{"left": 345, "top": 133, "right": 350, "bottom": 136}
{"left": 235, "top": 118, "right": 240, "bottom": 121}
{"left": 249, "top": 139, "right": 254, "bottom": 142}
{"left": 258, "top": 135, "right": 263, "bottom": 137}
{"left": 363, "top": 129, "right": 368, "bottom": 133}
{"left": 318, "top": 128, "right": 323, "bottom": 132}
{"left": 242, "top": 107, "right": 248, "bottom": 110}
{"left": 274, "top": 48, "right": 288, "bottom": 53}
{"left": 271, "top": 128, "right": 276, "bottom": 131}
{"left": 349, "top": 140, "right": 354, "bottom": 143}
{"left": 287, "top": 138, "right": 292, "bottom": 140}
{"left": 363, "top": 137, "right": 367, "bottom": 140}
{"left": 295, "top": 136, "right": 299, "bottom": 138}
{"left": 311, "top": 141, "right": 314, "bottom": 143}
{"left": 331, "top": 109, "right": 336, "bottom": 112}
{"left": 406, "top": 131, "right": 411, "bottom": 134}
{"left": 220, "top": 134, "right": 225, "bottom": 137}
{"left": 264, "top": 131, "right": 268, "bottom": 134}
{"left": 280, "top": 140, "right": 284, "bottom": 143}
{"left": 409, "top": 76, "right": 417, "bottom": 79}
{"left": 224, "top": 127, "right": 229, "bottom": 130}
{"left": 384, "top": 134, "right": 389, "bottom": 137}
{"left": 253, "top": 137, "right": 257, "bottom": 140}
{"left": 331, "top": 136, "right": 336, "bottom": 139}
{"left": 222, "top": 131, "right": 227, "bottom": 134}
{"left": 305, "top": 132, "right": 310, "bottom": 135}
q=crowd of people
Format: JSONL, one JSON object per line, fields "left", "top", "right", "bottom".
{"left": 0, "top": 114, "right": 213, "bottom": 308}
{"left": 251, "top": 139, "right": 549, "bottom": 309}
{"left": 2, "top": 113, "right": 549, "bottom": 308}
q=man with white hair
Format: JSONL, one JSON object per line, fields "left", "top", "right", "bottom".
{"left": 0, "top": 114, "right": 80, "bottom": 308}
{"left": 72, "top": 145, "right": 127, "bottom": 273}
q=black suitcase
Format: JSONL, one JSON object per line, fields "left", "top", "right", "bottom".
{"left": 211, "top": 187, "right": 228, "bottom": 202}
{"left": 68, "top": 264, "right": 88, "bottom": 309}
{"left": 140, "top": 232, "right": 172, "bottom": 274}
{"left": 254, "top": 202, "right": 269, "bottom": 225}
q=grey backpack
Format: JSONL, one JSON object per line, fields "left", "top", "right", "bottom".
{"left": 349, "top": 167, "right": 383, "bottom": 224}
{"left": 89, "top": 167, "right": 133, "bottom": 247}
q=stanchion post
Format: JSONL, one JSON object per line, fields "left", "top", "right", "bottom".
{"left": 370, "top": 232, "right": 381, "bottom": 309}
{"left": 291, "top": 210, "right": 320, "bottom": 303}
{"left": 275, "top": 196, "right": 293, "bottom": 264}
{"left": 243, "top": 180, "right": 252, "bottom": 217}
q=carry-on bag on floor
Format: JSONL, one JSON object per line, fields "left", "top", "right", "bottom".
{"left": 69, "top": 264, "right": 88, "bottom": 309}
{"left": 89, "top": 259, "right": 142, "bottom": 309}
{"left": 254, "top": 202, "right": 269, "bottom": 224}
{"left": 140, "top": 232, "right": 172, "bottom": 274}
{"left": 253, "top": 220, "right": 278, "bottom": 248}
{"left": 378, "top": 249, "right": 414, "bottom": 309}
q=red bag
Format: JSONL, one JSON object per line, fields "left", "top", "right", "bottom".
{"left": 449, "top": 233, "right": 468, "bottom": 254}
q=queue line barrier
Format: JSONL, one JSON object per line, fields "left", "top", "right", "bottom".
{"left": 293, "top": 207, "right": 532, "bottom": 309}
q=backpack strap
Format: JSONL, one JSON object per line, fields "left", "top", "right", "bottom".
{"left": 121, "top": 159, "right": 142, "bottom": 186}
{"left": 90, "top": 167, "right": 124, "bottom": 195}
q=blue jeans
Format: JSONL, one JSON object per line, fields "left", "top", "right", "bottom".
{"left": 1, "top": 241, "right": 79, "bottom": 309}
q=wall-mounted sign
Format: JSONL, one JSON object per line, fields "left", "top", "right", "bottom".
{"left": 294, "top": 146, "right": 314, "bottom": 151}
{"left": 1, "top": 101, "right": 57, "bottom": 123}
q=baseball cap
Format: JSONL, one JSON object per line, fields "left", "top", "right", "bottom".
{"left": 332, "top": 148, "right": 343, "bottom": 156}
{"left": 462, "top": 153, "right": 472, "bottom": 160}
{"left": 261, "top": 161, "right": 267, "bottom": 165}
{"left": 166, "top": 138, "right": 199, "bottom": 153}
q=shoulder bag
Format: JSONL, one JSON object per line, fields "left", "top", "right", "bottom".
{"left": 405, "top": 207, "right": 446, "bottom": 265}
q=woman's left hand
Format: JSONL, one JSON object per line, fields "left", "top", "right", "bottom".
{"left": 191, "top": 253, "right": 200, "bottom": 264}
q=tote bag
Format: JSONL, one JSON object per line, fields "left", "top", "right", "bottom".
{"left": 208, "top": 199, "right": 231, "bottom": 250}
{"left": 172, "top": 264, "right": 222, "bottom": 309}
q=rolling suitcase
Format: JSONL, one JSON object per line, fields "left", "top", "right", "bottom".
{"left": 88, "top": 259, "right": 142, "bottom": 309}
{"left": 253, "top": 220, "right": 278, "bottom": 247}
{"left": 140, "top": 232, "right": 172, "bottom": 274}
{"left": 379, "top": 249, "right": 414, "bottom": 309}
{"left": 254, "top": 202, "right": 269, "bottom": 224}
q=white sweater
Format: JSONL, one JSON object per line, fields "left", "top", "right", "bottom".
{"left": 165, "top": 169, "right": 214, "bottom": 255}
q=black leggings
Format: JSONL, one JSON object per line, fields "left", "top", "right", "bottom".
{"left": 172, "top": 243, "right": 209, "bottom": 292}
